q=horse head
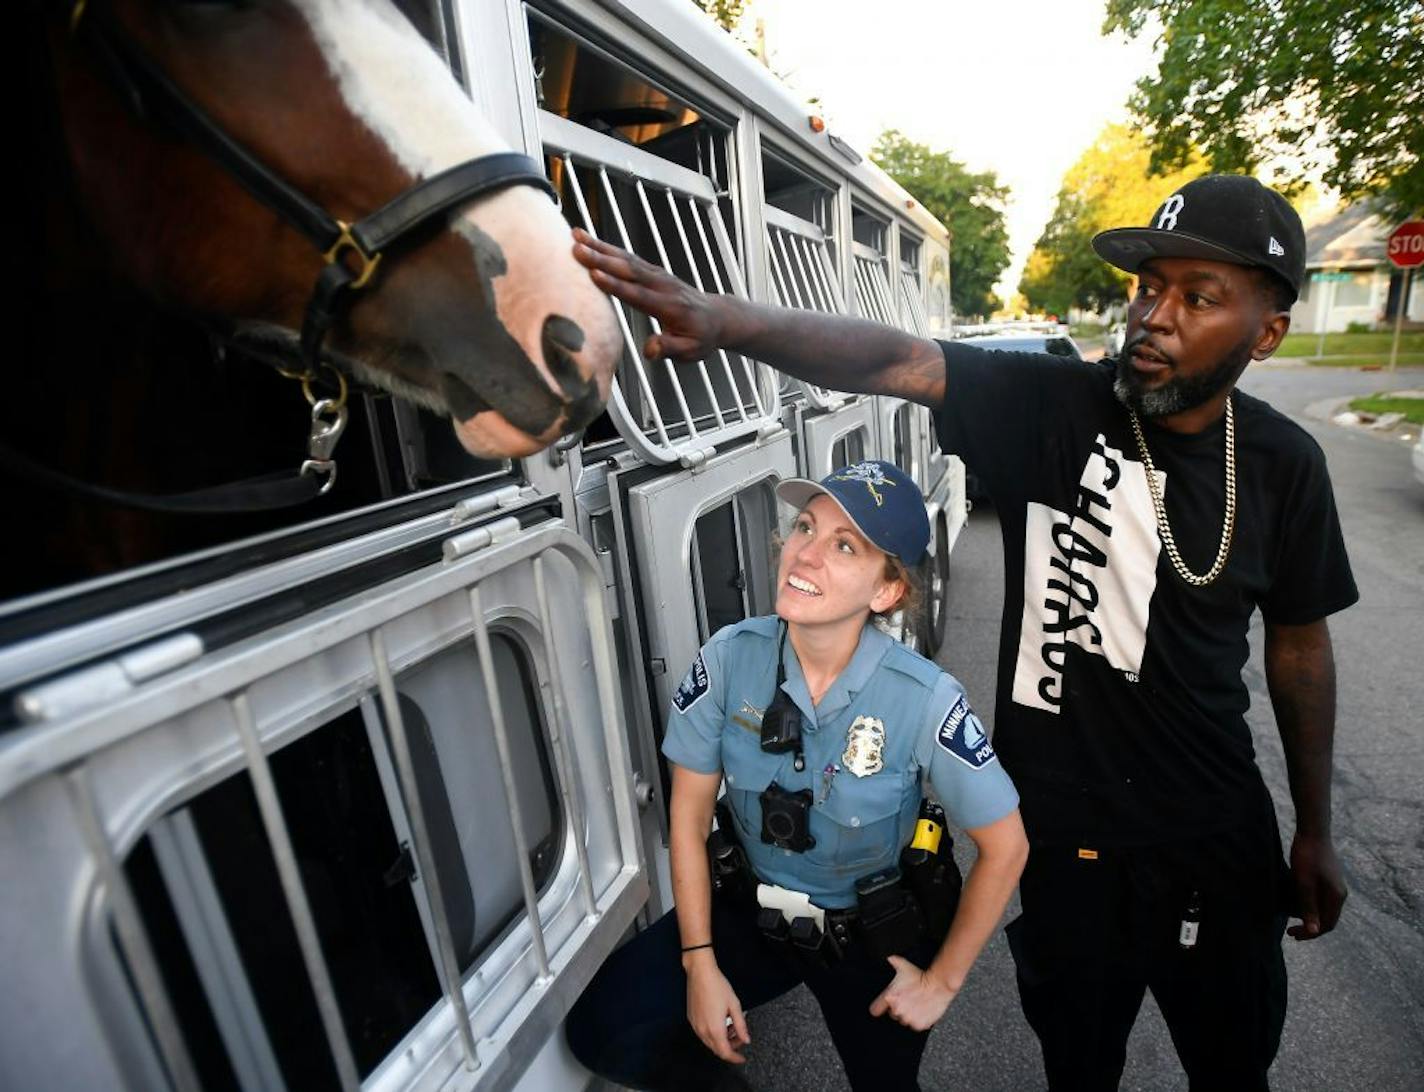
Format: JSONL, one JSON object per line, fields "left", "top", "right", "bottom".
{"left": 46, "top": 0, "right": 620, "bottom": 459}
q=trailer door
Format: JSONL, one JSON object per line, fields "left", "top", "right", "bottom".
{"left": 0, "top": 503, "right": 645, "bottom": 1092}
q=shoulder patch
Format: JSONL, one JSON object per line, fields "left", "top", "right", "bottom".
{"left": 672, "top": 651, "right": 711, "bottom": 714}
{"left": 936, "top": 695, "right": 997, "bottom": 769}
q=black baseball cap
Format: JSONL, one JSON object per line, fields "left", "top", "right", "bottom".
{"left": 1092, "top": 175, "right": 1306, "bottom": 301}
{"left": 776, "top": 461, "right": 930, "bottom": 566}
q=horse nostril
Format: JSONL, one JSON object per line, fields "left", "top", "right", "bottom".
{"left": 542, "top": 315, "right": 588, "bottom": 393}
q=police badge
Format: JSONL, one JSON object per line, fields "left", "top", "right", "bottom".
{"left": 842, "top": 715, "right": 886, "bottom": 777}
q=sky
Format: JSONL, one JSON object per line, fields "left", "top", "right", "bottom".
{"left": 740, "top": 0, "right": 1161, "bottom": 303}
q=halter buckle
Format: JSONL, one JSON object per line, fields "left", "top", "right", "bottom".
{"left": 322, "top": 221, "right": 382, "bottom": 289}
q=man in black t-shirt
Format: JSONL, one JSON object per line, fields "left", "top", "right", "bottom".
{"left": 574, "top": 174, "right": 1356, "bottom": 1090}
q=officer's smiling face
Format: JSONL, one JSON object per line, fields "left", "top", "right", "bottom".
{"left": 775, "top": 496, "right": 902, "bottom": 628}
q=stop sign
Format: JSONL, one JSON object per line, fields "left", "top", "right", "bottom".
{"left": 1387, "top": 220, "right": 1424, "bottom": 269}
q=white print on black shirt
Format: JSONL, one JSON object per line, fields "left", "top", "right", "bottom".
{"left": 1012, "top": 434, "right": 1162, "bottom": 713}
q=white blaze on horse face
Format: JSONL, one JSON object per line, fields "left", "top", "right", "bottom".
{"left": 293, "top": 0, "right": 618, "bottom": 451}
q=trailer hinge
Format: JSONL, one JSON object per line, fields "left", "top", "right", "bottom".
{"left": 449, "top": 484, "right": 527, "bottom": 526}
{"left": 756, "top": 422, "right": 787, "bottom": 445}
{"left": 13, "top": 632, "right": 205, "bottom": 725}
{"left": 677, "top": 445, "right": 718, "bottom": 471}
{"left": 442, "top": 515, "right": 523, "bottom": 561}
{"left": 596, "top": 546, "right": 618, "bottom": 590}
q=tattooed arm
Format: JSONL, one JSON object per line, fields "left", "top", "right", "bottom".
{"left": 1265, "top": 617, "right": 1348, "bottom": 940}
{"left": 571, "top": 229, "right": 946, "bottom": 407}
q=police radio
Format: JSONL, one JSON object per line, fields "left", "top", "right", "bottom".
{"left": 760, "top": 623, "right": 805, "bottom": 771}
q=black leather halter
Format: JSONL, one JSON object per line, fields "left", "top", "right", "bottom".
{"left": 79, "top": 3, "right": 556, "bottom": 376}
{"left": 41, "top": 2, "right": 558, "bottom": 512}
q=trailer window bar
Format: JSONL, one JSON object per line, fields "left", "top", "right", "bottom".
{"left": 561, "top": 156, "right": 675, "bottom": 453}
{"left": 662, "top": 189, "right": 750, "bottom": 425}
{"left": 541, "top": 113, "right": 777, "bottom": 465}
{"left": 146, "top": 811, "right": 288, "bottom": 1092}
{"left": 229, "top": 691, "right": 363, "bottom": 1092}
{"left": 685, "top": 193, "right": 769, "bottom": 417}
{"left": 530, "top": 555, "right": 598, "bottom": 917}
{"left": 67, "top": 767, "right": 204, "bottom": 1092}
{"left": 899, "top": 265, "right": 933, "bottom": 337}
{"left": 467, "top": 584, "right": 553, "bottom": 981}
{"left": 763, "top": 207, "right": 850, "bottom": 409}
{"left": 853, "top": 241, "right": 897, "bottom": 327}
{"left": 369, "top": 629, "right": 482, "bottom": 1072}
{"left": 635, "top": 179, "right": 725, "bottom": 431}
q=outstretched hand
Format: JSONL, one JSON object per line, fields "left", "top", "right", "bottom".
{"left": 1288, "top": 832, "right": 1347, "bottom": 940}
{"left": 571, "top": 227, "right": 737, "bottom": 362}
{"left": 868, "top": 955, "right": 957, "bottom": 1031}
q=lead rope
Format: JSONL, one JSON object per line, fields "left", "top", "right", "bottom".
{"left": 1128, "top": 395, "right": 1237, "bottom": 587}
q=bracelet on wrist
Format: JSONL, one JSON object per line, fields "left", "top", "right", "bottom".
{"left": 680, "top": 942, "right": 713, "bottom": 954}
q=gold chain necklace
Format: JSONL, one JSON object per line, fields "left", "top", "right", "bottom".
{"left": 1128, "top": 395, "right": 1236, "bottom": 587}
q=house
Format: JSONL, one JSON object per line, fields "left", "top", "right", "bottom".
{"left": 1291, "top": 202, "right": 1423, "bottom": 333}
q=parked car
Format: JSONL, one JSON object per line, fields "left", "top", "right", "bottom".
{"left": 955, "top": 330, "right": 1085, "bottom": 360}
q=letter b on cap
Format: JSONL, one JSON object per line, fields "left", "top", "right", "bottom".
{"left": 1156, "top": 194, "right": 1185, "bottom": 231}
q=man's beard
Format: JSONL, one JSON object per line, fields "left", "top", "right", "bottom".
{"left": 1113, "top": 335, "right": 1253, "bottom": 417}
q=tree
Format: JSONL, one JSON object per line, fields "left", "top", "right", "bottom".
{"left": 871, "top": 131, "right": 1011, "bottom": 320}
{"left": 1104, "top": 0, "right": 1424, "bottom": 219}
{"left": 1019, "top": 124, "right": 1206, "bottom": 316}
{"left": 693, "top": 0, "right": 749, "bottom": 33}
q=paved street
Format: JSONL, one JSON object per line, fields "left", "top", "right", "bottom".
{"left": 745, "top": 363, "right": 1424, "bottom": 1090}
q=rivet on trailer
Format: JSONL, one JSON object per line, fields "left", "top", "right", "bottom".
{"left": 3, "top": 2, "right": 962, "bottom": 1090}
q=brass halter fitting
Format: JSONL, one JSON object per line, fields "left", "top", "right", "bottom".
{"left": 322, "top": 221, "right": 383, "bottom": 290}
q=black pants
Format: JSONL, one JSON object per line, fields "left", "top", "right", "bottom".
{"left": 566, "top": 894, "right": 935, "bottom": 1092}
{"left": 1006, "top": 826, "right": 1290, "bottom": 1092}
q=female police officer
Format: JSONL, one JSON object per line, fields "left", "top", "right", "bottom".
{"left": 567, "top": 461, "right": 1027, "bottom": 1091}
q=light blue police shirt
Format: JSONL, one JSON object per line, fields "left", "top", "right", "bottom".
{"left": 662, "top": 616, "right": 1019, "bottom": 909}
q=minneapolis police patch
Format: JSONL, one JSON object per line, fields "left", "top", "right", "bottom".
{"left": 672, "top": 652, "right": 711, "bottom": 713}
{"left": 936, "top": 695, "right": 996, "bottom": 769}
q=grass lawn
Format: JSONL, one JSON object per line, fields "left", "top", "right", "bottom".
{"left": 1347, "top": 394, "right": 1424, "bottom": 425}
{"left": 1279, "top": 330, "right": 1424, "bottom": 365}
{"left": 1297, "top": 353, "right": 1424, "bottom": 368}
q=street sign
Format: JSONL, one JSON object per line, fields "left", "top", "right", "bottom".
{"left": 1311, "top": 271, "right": 1354, "bottom": 282}
{"left": 1386, "top": 220, "right": 1424, "bottom": 269}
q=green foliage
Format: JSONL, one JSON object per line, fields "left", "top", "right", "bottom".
{"left": 1019, "top": 124, "right": 1205, "bottom": 315}
{"left": 871, "top": 130, "right": 1011, "bottom": 320}
{"left": 1345, "top": 320, "right": 1373, "bottom": 334}
{"left": 693, "top": 0, "right": 749, "bottom": 33}
{"left": 1104, "top": 0, "right": 1424, "bottom": 220}
{"left": 1347, "top": 395, "right": 1424, "bottom": 424}
{"left": 1279, "top": 330, "right": 1424, "bottom": 357}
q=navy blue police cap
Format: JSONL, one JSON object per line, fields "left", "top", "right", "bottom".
{"left": 1092, "top": 174, "right": 1306, "bottom": 302}
{"left": 775, "top": 461, "right": 930, "bottom": 566}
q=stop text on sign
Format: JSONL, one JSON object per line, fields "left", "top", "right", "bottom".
{"left": 1386, "top": 221, "right": 1424, "bottom": 269}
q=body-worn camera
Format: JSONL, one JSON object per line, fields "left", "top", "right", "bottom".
{"left": 759, "top": 781, "right": 816, "bottom": 852}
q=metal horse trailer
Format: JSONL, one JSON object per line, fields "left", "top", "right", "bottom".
{"left": 1, "top": 2, "right": 966, "bottom": 1089}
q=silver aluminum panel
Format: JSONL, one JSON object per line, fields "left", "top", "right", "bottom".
{"left": 0, "top": 523, "right": 645, "bottom": 1092}
{"left": 623, "top": 433, "right": 796, "bottom": 721}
